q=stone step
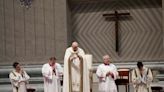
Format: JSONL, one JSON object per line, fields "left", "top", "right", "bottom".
{"left": 1, "top": 61, "right": 164, "bottom": 76}
{"left": 0, "top": 61, "right": 164, "bottom": 82}
{"left": 0, "top": 66, "right": 42, "bottom": 78}
{"left": 156, "top": 74, "right": 164, "bottom": 81}
{"left": 0, "top": 77, "right": 43, "bottom": 85}
{"left": 151, "top": 81, "right": 164, "bottom": 87}
{"left": 0, "top": 84, "right": 44, "bottom": 92}
{"left": 1, "top": 61, "right": 164, "bottom": 73}
{"left": 92, "top": 61, "right": 164, "bottom": 70}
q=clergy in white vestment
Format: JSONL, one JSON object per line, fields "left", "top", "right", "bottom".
{"left": 96, "top": 55, "right": 118, "bottom": 92}
{"left": 42, "top": 57, "right": 63, "bottom": 92}
{"left": 63, "top": 41, "right": 91, "bottom": 92}
{"left": 9, "top": 62, "right": 30, "bottom": 92}
{"left": 131, "top": 62, "right": 153, "bottom": 92}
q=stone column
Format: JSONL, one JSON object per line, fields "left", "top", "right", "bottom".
{"left": 162, "top": 0, "right": 164, "bottom": 58}
{"left": 54, "top": 0, "right": 69, "bottom": 62}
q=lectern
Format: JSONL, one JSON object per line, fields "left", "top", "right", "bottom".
{"left": 115, "top": 69, "right": 130, "bottom": 92}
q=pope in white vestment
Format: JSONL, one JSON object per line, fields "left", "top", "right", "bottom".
{"left": 96, "top": 55, "right": 118, "bottom": 92}
{"left": 132, "top": 62, "right": 153, "bottom": 92}
{"left": 63, "top": 42, "right": 91, "bottom": 92}
{"left": 42, "top": 57, "right": 63, "bottom": 92}
{"left": 9, "top": 62, "right": 30, "bottom": 92}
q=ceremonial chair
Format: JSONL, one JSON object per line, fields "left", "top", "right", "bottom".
{"left": 115, "top": 68, "right": 130, "bottom": 92}
{"left": 151, "top": 86, "right": 163, "bottom": 92}
{"left": 27, "top": 88, "right": 36, "bottom": 92}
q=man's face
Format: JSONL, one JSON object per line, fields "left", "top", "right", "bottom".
{"left": 139, "top": 66, "right": 143, "bottom": 71}
{"left": 49, "top": 60, "right": 55, "bottom": 66}
{"left": 71, "top": 42, "right": 78, "bottom": 52}
{"left": 103, "top": 57, "right": 110, "bottom": 64}
{"left": 72, "top": 46, "right": 78, "bottom": 51}
{"left": 15, "top": 64, "right": 21, "bottom": 71}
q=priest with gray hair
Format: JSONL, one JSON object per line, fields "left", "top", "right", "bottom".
{"left": 96, "top": 55, "right": 118, "bottom": 92}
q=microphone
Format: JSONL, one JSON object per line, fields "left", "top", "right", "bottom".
{"left": 53, "top": 69, "right": 56, "bottom": 75}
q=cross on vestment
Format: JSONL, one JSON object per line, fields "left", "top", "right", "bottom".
{"left": 103, "top": 11, "right": 130, "bottom": 54}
